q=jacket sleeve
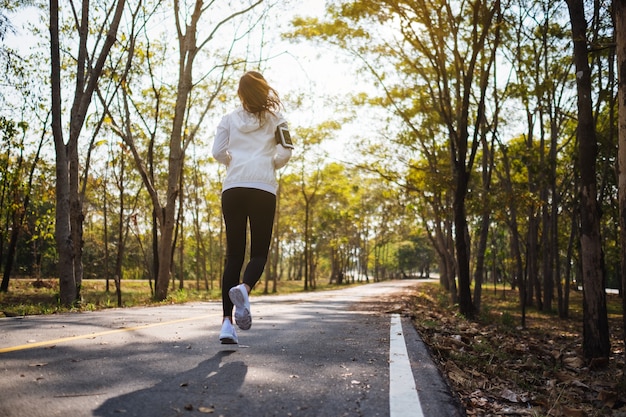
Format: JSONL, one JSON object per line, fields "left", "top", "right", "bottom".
{"left": 212, "top": 116, "right": 231, "bottom": 166}
{"left": 273, "top": 116, "right": 292, "bottom": 169}
{"left": 274, "top": 144, "right": 292, "bottom": 169}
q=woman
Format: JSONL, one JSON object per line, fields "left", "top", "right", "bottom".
{"left": 212, "top": 71, "right": 293, "bottom": 344}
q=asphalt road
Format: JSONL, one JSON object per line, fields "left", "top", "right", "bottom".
{"left": 0, "top": 279, "right": 465, "bottom": 417}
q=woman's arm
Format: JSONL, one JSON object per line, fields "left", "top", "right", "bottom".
{"left": 212, "top": 117, "right": 231, "bottom": 165}
{"left": 274, "top": 144, "right": 292, "bottom": 169}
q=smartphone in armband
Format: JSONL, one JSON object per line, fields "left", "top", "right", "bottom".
{"left": 275, "top": 123, "right": 294, "bottom": 149}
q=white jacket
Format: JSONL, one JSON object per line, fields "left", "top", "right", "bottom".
{"left": 212, "top": 107, "right": 292, "bottom": 195}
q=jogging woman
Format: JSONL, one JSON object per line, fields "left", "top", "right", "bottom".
{"left": 212, "top": 71, "right": 293, "bottom": 344}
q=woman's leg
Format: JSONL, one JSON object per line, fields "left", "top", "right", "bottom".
{"left": 221, "top": 188, "right": 247, "bottom": 318}
{"left": 242, "top": 189, "right": 276, "bottom": 291}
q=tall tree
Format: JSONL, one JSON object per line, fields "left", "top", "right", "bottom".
{"left": 103, "top": 0, "right": 265, "bottom": 301}
{"left": 290, "top": 0, "right": 502, "bottom": 317}
{"left": 151, "top": 0, "right": 263, "bottom": 301}
{"left": 50, "top": 0, "right": 127, "bottom": 305}
{"left": 565, "top": 0, "right": 610, "bottom": 360}
{"left": 291, "top": 122, "right": 337, "bottom": 290}
{"left": 615, "top": 0, "right": 626, "bottom": 362}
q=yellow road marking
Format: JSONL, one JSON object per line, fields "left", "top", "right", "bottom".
{"left": 0, "top": 314, "right": 214, "bottom": 354}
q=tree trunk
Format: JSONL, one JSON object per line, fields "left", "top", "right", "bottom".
{"left": 303, "top": 196, "right": 311, "bottom": 291}
{"left": 496, "top": 144, "right": 525, "bottom": 322}
{"left": 615, "top": 0, "right": 626, "bottom": 363}
{"left": 114, "top": 149, "right": 126, "bottom": 307}
{"left": 566, "top": 0, "right": 610, "bottom": 360}
{"left": 152, "top": 0, "right": 264, "bottom": 300}
{"left": 50, "top": 0, "right": 76, "bottom": 306}
{"left": 473, "top": 133, "right": 495, "bottom": 312}
{"left": 473, "top": 199, "right": 489, "bottom": 312}
{"left": 154, "top": 0, "right": 200, "bottom": 301}
{"left": 562, "top": 212, "right": 578, "bottom": 319}
{"left": 454, "top": 166, "right": 474, "bottom": 318}
{"left": 50, "top": 0, "right": 126, "bottom": 306}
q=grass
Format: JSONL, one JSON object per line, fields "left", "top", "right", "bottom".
{"left": 0, "top": 277, "right": 358, "bottom": 317}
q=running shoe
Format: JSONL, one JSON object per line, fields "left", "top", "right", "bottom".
{"left": 229, "top": 284, "right": 252, "bottom": 330}
{"left": 219, "top": 318, "right": 238, "bottom": 344}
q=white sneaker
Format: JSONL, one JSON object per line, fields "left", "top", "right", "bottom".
{"left": 229, "top": 284, "right": 251, "bottom": 330}
{"left": 219, "top": 318, "right": 238, "bottom": 344}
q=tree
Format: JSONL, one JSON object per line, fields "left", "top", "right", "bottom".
{"left": 0, "top": 115, "right": 46, "bottom": 292}
{"left": 50, "top": 0, "right": 127, "bottom": 305}
{"left": 290, "top": 0, "right": 502, "bottom": 317}
{"left": 291, "top": 122, "right": 338, "bottom": 290}
{"left": 565, "top": 0, "right": 610, "bottom": 360}
{"left": 504, "top": 1, "right": 575, "bottom": 315}
{"left": 615, "top": 0, "right": 626, "bottom": 362}
{"left": 103, "top": 0, "right": 265, "bottom": 301}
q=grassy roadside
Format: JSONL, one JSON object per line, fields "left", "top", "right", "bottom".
{"left": 409, "top": 282, "right": 626, "bottom": 417}
{"left": 0, "top": 278, "right": 355, "bottom": 317}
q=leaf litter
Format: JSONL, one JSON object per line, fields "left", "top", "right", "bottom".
{"left": 406, "top": 284, "right": 626, "bottom": 417}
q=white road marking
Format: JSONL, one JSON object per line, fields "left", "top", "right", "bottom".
{"left": 390, "top": 313, "right": 425, "bottom": 417}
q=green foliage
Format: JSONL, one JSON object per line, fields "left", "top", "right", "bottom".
{"left": 286, "top": 16, "right": 370, "bottom": 45}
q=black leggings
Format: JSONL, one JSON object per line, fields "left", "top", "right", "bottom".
{"left": 221, "top": 187, "right": 276, "bottom": 317}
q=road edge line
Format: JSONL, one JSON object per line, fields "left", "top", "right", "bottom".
{"left": 389, "top": 313, "right": 424, "bottom": 417}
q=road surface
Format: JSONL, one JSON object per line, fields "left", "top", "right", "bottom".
{"left": 0, "top": 279, "right": 465, "bottom": 417}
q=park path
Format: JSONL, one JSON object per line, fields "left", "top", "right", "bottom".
{"left": 0, "top": 279, "right": 464, "bottom": 417}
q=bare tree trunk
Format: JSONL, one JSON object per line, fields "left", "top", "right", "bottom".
{"left": 154, "top": 0, "right": 264, "bottom": 300}
{"left": 50, "top": 0, "right": 75, "bottom": 306}
{"left": 615, "top": 0, "right": 626, "bottom": 363}
{"left": 152, "top": 0, "right": 200, "bottom": 300}
{"left": 566, "top": 0, "right": 610, "bottom": 360}
{"left": 50, "top": 0, "right": 126, "bottom": 306}
{"left": 445, "top": 222, "right": 458, "bottom": 304}
{"left": 303, "top": 196, "right": 311, "bottom": 291}
{"left": 561, "top": 211, "right": 578, "bottom": 319}
{"left": 473, "top": 133, "right": 495, "bottom": 313}
{"left": 103, "top": 149, "right": 110, "bottom": 293}
{"left": 424, "top": 210, "right": 457, "bottom": 304}
{"left": 453, "top": 165, "right": 474, "bottom": 317}
{"left": 496, "top": 142, "right": 526, "bottom": 325}
{"left": 114, "top": 148, "right": 126, "bottom": 307}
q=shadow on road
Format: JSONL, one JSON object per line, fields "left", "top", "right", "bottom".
{"left": 94, "top": 349, "right": 247, "bottom": 417}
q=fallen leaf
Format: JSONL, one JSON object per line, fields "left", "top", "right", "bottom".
{"left": 570, "top": 379, "right": 589, "bottom": 389}
{"left": 563, "top": 356, "right": 584, "bottom": 370}
{"left": 501, "top": 388, "right": 518, "bottom": 403}
{"left": 198, "top": 406, "right": 214, "bottom": 413}
{"left": 561, "top": 406, "right": 585, "bottom": 417}
{"left": 597, "top": 390, "right": 617, "bottom": 408}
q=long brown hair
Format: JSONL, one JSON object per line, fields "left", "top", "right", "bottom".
{"left": 238, "top": 71, "right": 282, "bottom": 121}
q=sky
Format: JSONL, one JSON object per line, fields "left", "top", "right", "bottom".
{"left": 257, "top": 1, "right": 375, "bottom": 153}
{"left": 3, "top": 1, "right": 378, "bottom": 164}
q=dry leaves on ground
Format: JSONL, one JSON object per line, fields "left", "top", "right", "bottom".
{"left": 408, "top": 283, "right": 626, "bottom": 417}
